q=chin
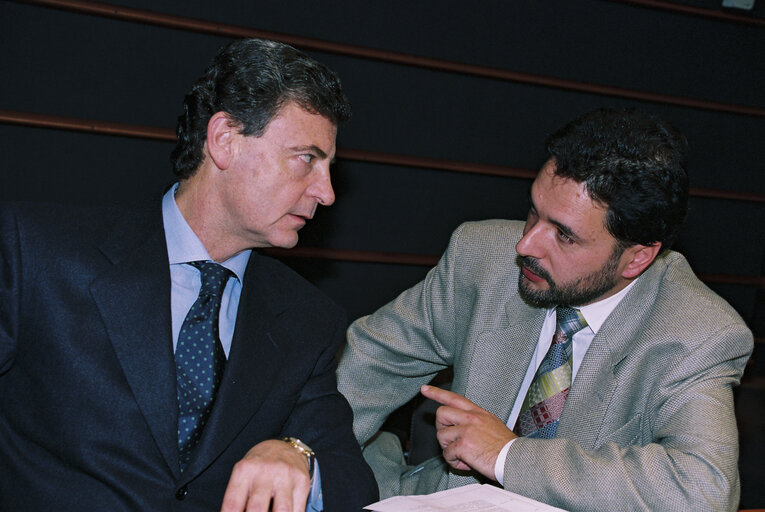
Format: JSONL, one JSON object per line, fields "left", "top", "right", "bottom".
{"left": 268, "top": 233, "right": 299, "bottom": 249}
{"left": 518, "top": 278, "right": 555, "bottom": 309}
{"left": 520, "top": 276, "right": 549, "bottom": 293}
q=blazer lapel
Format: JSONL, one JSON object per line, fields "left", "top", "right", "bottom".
{"left": 557, "top": 258, "right": 666, "bottom": 448}
{"left": 445, "top": 297, "right": 544, "bottom": 491}
{"left": 462, "top": 299, "right": 545, "bottom": 424}
{"left": 90, "top": 210, "right": 179, "bottom": 476}
{"left": 556, "top": 335, "right": 619, "bottom": 448}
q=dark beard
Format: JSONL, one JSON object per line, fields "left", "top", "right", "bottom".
{"left": 517, "top": 250, "right": 622, "bottom": 308}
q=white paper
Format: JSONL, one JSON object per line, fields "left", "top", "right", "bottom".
{"left": 364, "top": 484, "right": 569, "bottom": 512}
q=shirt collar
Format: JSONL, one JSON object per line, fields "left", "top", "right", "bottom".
{"left": 161, "top": 183, "right": 250, "bottom": 282}
{"left": 576, "top": 278, "right": 638, "bottom": 335}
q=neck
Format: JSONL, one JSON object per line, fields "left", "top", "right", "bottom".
{"left": 174, "top": 175, "right": 244, "bottom": 263}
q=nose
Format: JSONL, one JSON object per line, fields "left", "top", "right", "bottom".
{"left": 516, "top": 221, "right": 544, "bottom": 259}
{"left": 312, "top": 165, "right": 335, "bottom": 206}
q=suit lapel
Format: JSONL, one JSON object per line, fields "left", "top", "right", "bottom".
{"left": 89, "top": 209, "right": 180, "bottom": 476}
{"left": 557, "top": 258, "right": 666, "bottom": 447}
{"left": 462, "top": 299, "right": 545, "bottom": 424}
{"left": 556, "top": 335, "right": 619, "bottom": 448}
{"left": 445, "top": 297, "right": 543, "bottom": 491}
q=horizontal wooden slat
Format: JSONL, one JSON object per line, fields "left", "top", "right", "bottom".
{"left": 697, "top": 273, "right": 765, "bottom": 288}
{"left": 267, "top": 246, "right": 765, "bottom": 345}
{"left": 264, "top": 246, "right": 439, "bottom": 267}
{"left": 270, "top": 246, "right": 765, "bottom": 349}
{"left": 263, "top": 246, "right": 765, "bottom": 290}
{"left": 2, "top": 109, "right": 764, "bottom": 204}
{"left": 9, "top": 0, "right": 765, "bottom": 118}
{"left": 0, "top": 109, "right": 176, "bottom": 141}
{"left": 337, "top": 148, "right": 538, "bottom": 180}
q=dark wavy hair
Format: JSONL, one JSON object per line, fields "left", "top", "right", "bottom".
{"left": 170, "top": 38, "right": 351, "bottom": 179}
{"left": 546, "top": 108, "right": 689, "bottom": 250}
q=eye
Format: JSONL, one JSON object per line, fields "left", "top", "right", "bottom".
{"left": 298, "top": 154, "right": 315, "bottom": 164}
{"left": 557, "top": 230, "right": 574, "bottom": 244}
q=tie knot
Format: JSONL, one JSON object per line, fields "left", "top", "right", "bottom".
{"left": 189, "top": 261, "right": 232, "bottom": 297}
{"left": 555, "top": 306, "right": 588, "bottom": 337}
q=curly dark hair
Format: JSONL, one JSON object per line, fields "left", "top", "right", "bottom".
{"left": 170, "top": 38, "right": 351, "bottom": 179}
{"left": 545, "top": 108, "right": 689, "bottom": 250}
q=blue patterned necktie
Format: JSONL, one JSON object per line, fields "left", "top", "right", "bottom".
{"left": 515, "top": 306, "right": 588, "bottom": 438}
{"left": 176, "top": 261, "right": 231, "bottom": 471}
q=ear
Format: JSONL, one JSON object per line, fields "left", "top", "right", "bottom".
{"left": 620, "top": 243, "right": 662, "bottom": 279}
{"left": 205, "top": 111, "right": 237, "bottom": 170}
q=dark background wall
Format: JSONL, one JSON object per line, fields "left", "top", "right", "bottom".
{"left": 1, "top": 0, "right": 763, "bottom": 507}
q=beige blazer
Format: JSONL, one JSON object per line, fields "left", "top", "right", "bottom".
{"left": 337, "top": 219, "right": 753, "bottom": 511}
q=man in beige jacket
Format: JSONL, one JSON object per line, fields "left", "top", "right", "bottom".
{"left": 338, "top": 108, "right": 753, "bottom": 511}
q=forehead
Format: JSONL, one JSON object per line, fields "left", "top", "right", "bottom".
{"left": 531, "top": 161, "right": 612, "bottom": 242}
{"left": 263, "top": 102, "right": 337, "bottom": 149}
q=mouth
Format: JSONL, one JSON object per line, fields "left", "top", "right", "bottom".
{"left": 518, "top": 257, "right": 551, "bottom": 285}
{"left": 286, "top": 213, "right": 309, "bottom": 228}
{"left": 290, "top": 205, "right": 316, "bottom": 223}
{"left": 521, "top": 265, "right": 545, "bottom": 283}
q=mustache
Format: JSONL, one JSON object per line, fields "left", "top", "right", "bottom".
{"left": 518, "top": 256, "right": 553, "bottom": 284}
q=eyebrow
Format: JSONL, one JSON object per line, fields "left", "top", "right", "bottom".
{"left": 550, "top": 219, "right": 581, "bottom": 242}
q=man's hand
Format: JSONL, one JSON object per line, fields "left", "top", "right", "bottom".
{"left": 420, "top": 385, "right": 517, "bottom": 480}
{"left": 220, "top": 439, "right": 311, "bottom": 512}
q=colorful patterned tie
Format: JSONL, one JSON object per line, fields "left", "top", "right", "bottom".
{"left": 175, "top": 261, "right": 231, "bottom": 471}
{"left": 515, "top": 306, "right": 588, "bottom": 438}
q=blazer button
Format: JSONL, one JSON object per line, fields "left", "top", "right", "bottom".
{"left": 175, "top": 485, "right": 188, "bottom": 501}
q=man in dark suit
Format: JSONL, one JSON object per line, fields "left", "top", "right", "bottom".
{"left": 0, "top": 38, "right": 377, "bottom": 511}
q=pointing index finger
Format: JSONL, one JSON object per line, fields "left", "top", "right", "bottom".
{"left": 421, "top": 385, "right": 478, "bottom": 411}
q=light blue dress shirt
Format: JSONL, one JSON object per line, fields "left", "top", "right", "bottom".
{"left": 162, "top": 185, "right": 322, "bottom": 511}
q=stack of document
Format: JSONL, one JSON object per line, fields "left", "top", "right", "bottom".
{"left": 365, "top": 484, "right": 569, "bottom": 512}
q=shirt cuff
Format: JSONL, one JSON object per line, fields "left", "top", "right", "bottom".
{"left": 493, "top": 439, "right": 516, "bottom": 484}
{"left": 305, "top": 459, "right": 323, "bottom": 512}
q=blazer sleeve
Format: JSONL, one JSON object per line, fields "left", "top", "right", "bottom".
{"left": 337, "top": 223, "right": 467, "bottom": 447}
{"left": 503, "top": 320, "right": 753, "bottom": 512}
{"left": 279, "top": 303, "right": 379, "bottom": 511}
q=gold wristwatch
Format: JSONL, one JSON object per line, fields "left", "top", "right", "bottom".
{"left": 282, "top": 437, "right": 315, "bottom": 477}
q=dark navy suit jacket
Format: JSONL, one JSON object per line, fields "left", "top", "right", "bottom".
{"left": 0, "top": 201, "right": 377, "bottom": 511}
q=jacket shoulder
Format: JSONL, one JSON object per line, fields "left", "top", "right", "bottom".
{"left": 250, "top": 252, "right": 344, "bottom": 315}
{"left": 612, "top": 250, "right": 753, "bottom": 363}
{"left": 1, "top": 201, "right": 154, "bottom": 239}
{"left": 654, "top": 251, "right": 748, "bottom": 329}
{"left": 444, "top": 219, "right": 525, "bottom": 277}
{"left": 452, "top": 219, "right": 526, "bottom": 244}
